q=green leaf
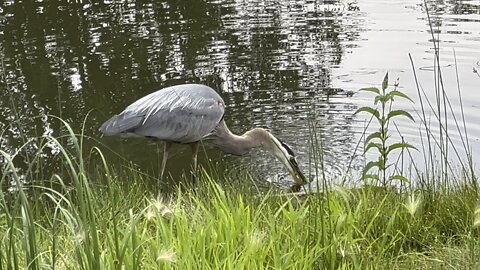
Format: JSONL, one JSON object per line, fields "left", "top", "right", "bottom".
{"left": 363, "top": 161, "right": 380, "bottom": 175}
{"left": 382, "top": 73, "right": 389, "bottom": 91}
{"left": 363, "top": 174, "right": 379, "bottom": 181}
{"left": 389, "top": 90, "right": 414, "bottom": 103}
{"left": 365, "top": 142, "right": 382, "bottom": 153}
{"left": 378, "top": 157, "right": 386, "bottom": 170}
{"left": 389, "top": 175, "right": 410, "bottom": 183}
{"left": 365, "top": 131, "right": 382, "bottom": 145}
{"left": 359, "top": 87, "right": 380, "bottom": 95}
{"left": 386, "top": 143, "right": 417, "bottom": 156}
{"left": 387, "top": 110, "right": 415, "bottom": 122}
{"left": 354, "top": 107, "right": 380, "bottom": 119}
{"left": 374, "top": 95, "right": 391, "bottom": 105}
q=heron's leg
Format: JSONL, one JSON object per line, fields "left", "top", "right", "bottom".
{"left": 190, "top": 141, "right": 200, "bottom": 174}
{"left": 160, "top": 142, "right": 173, "bottom": 179}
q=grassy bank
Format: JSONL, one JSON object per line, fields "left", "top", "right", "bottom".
{"left": 1, "top": 125, "right": 479, "bottom": 269}
{"left": 1, "top": 73, "right": 480, "bottom": 268}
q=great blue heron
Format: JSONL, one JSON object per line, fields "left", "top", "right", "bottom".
{"left": 99, "top": 84, "right": 307, "bottom": 187}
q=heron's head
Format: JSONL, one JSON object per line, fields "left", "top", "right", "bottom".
{"left": 264, "top": 133, "right": 308, "bottom": 188}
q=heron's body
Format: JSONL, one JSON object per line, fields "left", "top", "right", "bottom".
{"left": 100, "top": 84, "right": 225, "bottom": 143}
{"left": 100, "top": 84, "right": 307, "bottom": 188}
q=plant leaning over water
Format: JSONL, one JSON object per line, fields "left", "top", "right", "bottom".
{"left": 355, "top": 73, "right": 417, "bottom": 187}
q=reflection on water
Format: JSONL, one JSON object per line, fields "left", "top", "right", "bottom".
{"left": 331, "top": 0, "right": 480, "bottom": 183}
{"left": 1, "top": 0, "right": 479, "bottom": 188}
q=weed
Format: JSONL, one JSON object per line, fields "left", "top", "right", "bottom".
{"left": 355, "top": 73, "right": 416, "bottom": 187}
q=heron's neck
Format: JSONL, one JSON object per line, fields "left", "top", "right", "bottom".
{"left": 208, "top": 120, "right": 270, "bottom": 156}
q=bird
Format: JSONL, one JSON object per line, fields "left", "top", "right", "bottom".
{"left": 99, "top": 84, "right": 307, "bottom": 188}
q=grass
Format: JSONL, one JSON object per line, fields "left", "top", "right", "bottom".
{"left": 1, "top": 118, "right": 479, "bottom": 269}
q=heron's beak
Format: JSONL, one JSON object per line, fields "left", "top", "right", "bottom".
{"left": 287, "top": 157, "right": 308, "bottom": 187}
{"left": 268, "top": 134, "right": 308, "bottom": 188}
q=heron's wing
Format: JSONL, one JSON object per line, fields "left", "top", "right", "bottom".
{"left": 133, "top": 85, "right": 225, "bottom": 142}
{"left": 99, "top": 112, "right": 144, "bottom": 136}
{"left": 99, "top": 84, "right": 225, "bottom": 143}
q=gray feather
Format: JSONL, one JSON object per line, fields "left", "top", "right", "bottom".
{"left": 99, "top": 84, "right": 225, "bottom": 143}
{"left": 99, "top": 112, "right": 144, "bottom": 136}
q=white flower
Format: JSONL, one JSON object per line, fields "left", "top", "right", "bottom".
{"left": 247, "top": 230, "right": 266, "bottom": 250}
{"left": 157, "top": 249, "right": 177, "bottom": 264}
{"left": 144, "top": 208, "right": 156, "bottom": 220}
{"left": 151, "top": 198, "right": 174, "bottom": 219}
{"left": 73, "top": 230, "right": 85, "bottom": 244}
{"left": 404, "top": 193, "right": 422, "bottom": 218}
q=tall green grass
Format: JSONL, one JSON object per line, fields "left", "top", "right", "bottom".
{"left": 1, "top": 116, "right": 479, "bottom": 269}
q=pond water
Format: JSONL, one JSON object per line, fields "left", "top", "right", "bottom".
{"left": 1, "top": 0, "right": 479, "bottom": 188}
